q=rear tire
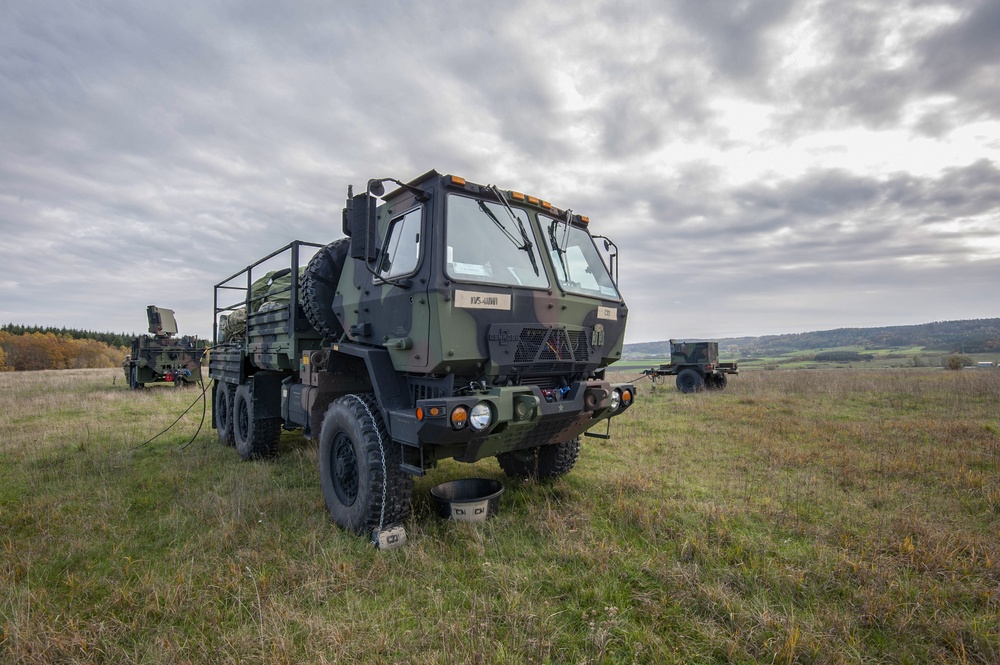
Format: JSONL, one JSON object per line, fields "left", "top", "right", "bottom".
{"left": 709, "top": 373, "right": 727, "bottom": 390}
{"left": 233, "top": 382, "right": 281, "bottom": 459}
{"left": 318, "top": 394, "right": 413, "bottom": 535}
{"left": 497, "top": 437, "right": 581, "bottom": 479}
{"left": 215, "top": 381, "right": 235, "bottom": 446}
{"left": 676, "top": 369, "right": 704, "bottom": 393}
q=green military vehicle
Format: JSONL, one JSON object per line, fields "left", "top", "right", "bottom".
{"left": 210, "top": 170, "right": 635, "bottom": 539}
{"left": 645, "top": 339, "right": 738, "bottom": 393}
{"left": 123, "top": 306, "right": 206, "bottom": 389}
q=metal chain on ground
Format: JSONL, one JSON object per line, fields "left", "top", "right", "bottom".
{"left": 346, "top": 394, "right": 387, "bottom": 536}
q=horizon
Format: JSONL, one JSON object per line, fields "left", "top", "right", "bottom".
{"left": 6, "top": 315, "right": 999, "bottom": 349}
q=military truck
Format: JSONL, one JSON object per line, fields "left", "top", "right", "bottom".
{"left": 210, "top": 170, "right": 635, "bottom": 538}
{"left": 644, "top": 339, "right": 737, "bottom": 393}
{"left": 122, "top": 306, "right": 206, "bottom": 389}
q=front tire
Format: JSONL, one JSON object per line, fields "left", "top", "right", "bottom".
{"left": 497, "top": 437, "right": 581, "bottom": 479}
{"left": 233, "top": 382, "right": 281, "bottom": 459}
{"left": 318, "top": 394, "right": 413, "bottom": 535}
{"left": 215, "top": 381, "right": 235, "bottom": 446}
{"left": 676, "top": 369, "right": 704, "bottom": 393}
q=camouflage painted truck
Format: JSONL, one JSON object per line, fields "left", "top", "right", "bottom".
{"left": 209, "top": 170, "right": 636, "bottom": 539}
{"left": 122, "top": 306, "right": 206, "bottom": 389}
{"left": 644, "top": 339, "right": 738, "bottom": 393}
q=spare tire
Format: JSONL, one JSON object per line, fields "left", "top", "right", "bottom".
{"left": 302, "top": 238, "right": 349, "bottom": 339}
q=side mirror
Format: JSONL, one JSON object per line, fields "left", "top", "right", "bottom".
{"left": 348, "top": 192, "right": 379, "bottom": 262}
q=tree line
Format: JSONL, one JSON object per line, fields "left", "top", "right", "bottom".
{"left": 0, "top": 330, "right": 129, "bottom": 372}
{"left": 1, "top": 323, "right": 134, "bottom": 349}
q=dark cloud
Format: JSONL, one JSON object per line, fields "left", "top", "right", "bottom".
{"left": 667, "top": 0, "right": 797, "bottom": 82}
{"left": 918, "top": 0, "right": 1000, "bottom": 115}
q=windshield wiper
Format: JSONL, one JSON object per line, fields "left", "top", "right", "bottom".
{"left": 481, "top": 187, "right": 539, "bottom": 276}
{"left": 548, "top": 211, "right": 574, "bottom": 282}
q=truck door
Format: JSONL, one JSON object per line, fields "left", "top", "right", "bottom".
{"left": 363, "top": 197, "right": 430, "bottom": 370}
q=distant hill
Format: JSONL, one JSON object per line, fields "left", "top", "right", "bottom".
{"left": 624, "top": 318, "right": 1000, "bottom": 359}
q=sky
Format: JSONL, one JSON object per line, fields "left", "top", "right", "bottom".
{"left": 2, "top": 1, "right": 998, "bottom": 344}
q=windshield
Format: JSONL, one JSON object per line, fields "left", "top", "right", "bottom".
{"left": 541, "top": 216, "right": 621, "bottom": 301}
{"left": 445, "top": 194, "right": 548, "bottom": 288}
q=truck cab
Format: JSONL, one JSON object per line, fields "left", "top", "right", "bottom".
{"left": 332, "top": 172, "right": 632, "bottom": 466}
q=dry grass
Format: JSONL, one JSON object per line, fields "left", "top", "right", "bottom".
{"left": 2, "top": 367, "right": 999, "bottom": 663}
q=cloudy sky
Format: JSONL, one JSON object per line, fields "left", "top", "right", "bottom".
{"left": 2, "top": 1, "right": 998, "bottom": 343}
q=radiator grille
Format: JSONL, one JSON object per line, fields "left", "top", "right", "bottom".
{"left": 516, "top": 327, "right": 590, "bottom": 363}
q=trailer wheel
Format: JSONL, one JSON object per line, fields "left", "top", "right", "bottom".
{"left": 128, "top": 367, "right": 139, "bottom": 390}
{"left": 497, "top": 437, "right": 581, "bottom": 479}
{"left": 302, "top": 238, "right": 349, "bottom": 339}
{"left": 708, "top": 373, "right": 727, "bottom": 391}
{"left": 318, "top": 394, "right": 413, "bottom": 535}
{"left": 676, "top": 369, "right": 704, "bottom": 393}
{"left": 215, "top": 381, "right": 235, "bottom": 446}
{"left": 233, "top": 382, "right": 281, "bottom": 459}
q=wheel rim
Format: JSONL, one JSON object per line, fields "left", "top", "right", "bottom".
{"left": 218, "top": 390, "right": 229, "bottom": 429}
{"left": 331, "top": 432, "right": 359, "bottom": 506}
{"left": 237, "top": 399, "right": 250, "bottom": 442}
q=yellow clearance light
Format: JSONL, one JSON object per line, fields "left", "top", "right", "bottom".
{"left": 527, "top": 195, "right": 539, "bottom": 205}
{"left": 541, "top": 200, "right": 551, "bottom": 209}
{"left": 510, "top": 191, "right": 525, "bottom": 201}
{"left": 451, "top": 406, "right": 468, "bottom": 430}
{"left": 449, "top": 175, "right": 467, "bottom": 186}
{"left": 579, "top": 215, "right": 590, "bottom": 224}
{"left": 415, "top": 407, "right": 424, "bottom": 421}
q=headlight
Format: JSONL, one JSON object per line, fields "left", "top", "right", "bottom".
{"left": 469, "top": 402, "right": 493, "bottom": 431}
{"left": 609, "top": 389, "right": 622, "bottom": 412}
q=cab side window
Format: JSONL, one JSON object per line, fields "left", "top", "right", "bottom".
{"left": 378, "top": 208, "right": 421, "bottom": 279}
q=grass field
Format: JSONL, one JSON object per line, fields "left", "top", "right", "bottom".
{"left": 2, "top": 368, "right": 999, "bottom": 663}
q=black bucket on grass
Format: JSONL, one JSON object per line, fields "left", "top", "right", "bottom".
{"left": 430, "top": 478, "right": 504, "bottom": 522}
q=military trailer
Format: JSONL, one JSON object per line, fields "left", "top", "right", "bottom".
{"left": 210, "top": 170, "right": 636, "bottom": 538}
{"left": 645, "top": 339, "right": 738, "bottom": 393}
{"left": 122, "top": 306, "right": 206, "bottom": 389}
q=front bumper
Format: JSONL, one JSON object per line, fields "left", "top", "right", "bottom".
{"left": 388, "top": 379, "right": 635, "bottom": 465}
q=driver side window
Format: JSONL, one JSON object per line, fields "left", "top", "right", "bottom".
{"left": 378, "top": 208, "right": 422, "bottom": 279}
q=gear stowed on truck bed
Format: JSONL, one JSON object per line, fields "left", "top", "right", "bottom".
{"left": 209, "top": 170, "right": 636, "bottom": 540}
